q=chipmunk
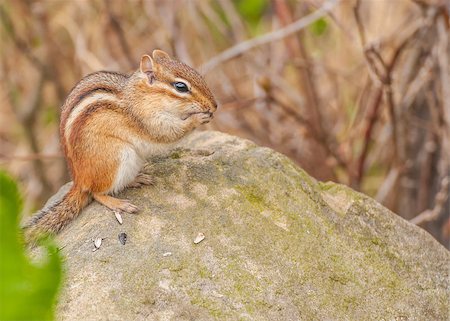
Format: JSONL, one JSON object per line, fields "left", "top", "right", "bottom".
{"left": 24, "top": 49, "right": 217, "bottom": 241}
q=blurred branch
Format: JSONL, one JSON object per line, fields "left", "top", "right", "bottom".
{"left": 410, "top": 176, "right": 449, "bottom": 225}
{"left": 0, "top": 153, "right": 63, "bottom": 163}
{"left": 201, "top": 0, "right": 340, "bottom": 73}
{"left": 1, "top": 3, "right": 58, "bottom": 200}
{"left": 436, "top": 13, "right": 450, "bottom": 141}
{"left": 273, "top": 0, "right": 301, "bottom": 56}
{"left": 0, "top": 4, "right": 46, "bottom": 72}
{"left": 105, "top": 0, "right": 134, "bottom": 69}
{"left": 375, "top": 167, "right": 402, "bottom": 203}
{"left": 352, "top": 0, "right": 425, "bottom": 186}
{"left": 7, "top": 72, "right": 53, "bottom": 195}
{"left": 217, "top": 0, "right": 246, "bottom": 42}
{"left": 355, "top": 87, "right": 383, "bottom": 186}
{"left": 262, "top": 78, "right": 350, "bottom": 173}
{"left": 401, "top": 53, "right": 435, "bottom": 110}
{"left": 353, "top": 0, "right": 366, "bottom": 47}
{"left": 20, "top": 73, "right": 45, "bottom": 127}
{"left": 274, "top": 0, "right": 331, "bottom": 178}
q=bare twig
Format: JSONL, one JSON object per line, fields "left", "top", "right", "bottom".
{"left": 6, "top": 72, "right": 53, "bottom": 195}
{"left": 105, "top": 0, "right": 135, "bottom": 69}
{"left": 200, "top": 0, "right": 339, "bottom": 73}
{"left": 274, "top": 0, "right": 327, "bottom": 154}
{"left": 217, "top": 0, "right": 246, "bottom": 42}
{"left": 436, "top": 14, "right": 450, "bottom": 142}
{"left": 375, "top": 167, "right": 401, "bottom": 203}
{"left": 401, "top": 53, "right": 435, "bottom": 110}
{"left": 0, "top": 153, "right": 63, "bottom": 162}
{"left": 273, "top": 0, "right": 301, "bottom": 56}
{"left": 266, "top": 84, "right": 350, "bottom": 173}
{"left": 356, "top": 87, "right": 383, "bottom": 185}
{"left": 0, "top": 4, "right": 46, "bottom": 71}
{"left": 410, "top": 176, "right": 449, "bottom": 225}
{"left": 352, "top": 0, "right": 424, "bottom": 185}
{"left": 417, "top": 133, "right": 439, "bottom": 211}
{"left": 353, "top": 0, "right": 366, "bottom": 47}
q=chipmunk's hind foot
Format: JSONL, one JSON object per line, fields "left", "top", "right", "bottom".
{"left": 93, "top": 194, "right": 139, "bottom": 214}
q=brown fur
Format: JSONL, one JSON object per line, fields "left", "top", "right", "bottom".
{"left": 68, "top": 103, "right": 122, "bottom": 193}
{"left": 23, "top": 50, "right": 217, "bottom": 242}
{"left": 24, "top": 187, "right": 90, "bottom": 242}
{"left": 154, "top": 57, "right": 216, "bottom": 106}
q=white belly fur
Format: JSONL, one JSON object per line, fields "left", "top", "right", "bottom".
{"left": 110, "top": 137, "right": 173, "bottom": 195}
{"left": 110, "top": 146, "right": 144, "bottom": 195}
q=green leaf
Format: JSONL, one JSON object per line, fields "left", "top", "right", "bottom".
{"left": 43, "top": 107, "right": 58, "bottom": 125}
{"left": 309, "top": 17, "right": 328, "bottom": 36}
{"left": 0, "top": 171, "right": 62, "bottom": 321}
{"left": 235, "top": 0, "right": 268, "bottom": 29}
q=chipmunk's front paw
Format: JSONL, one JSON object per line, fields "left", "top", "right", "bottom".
{"left": 127, "top": 173, "right": 154, "bottom": 188}
{"left": 190, "top": 112, "right": 213, "bottom": 126}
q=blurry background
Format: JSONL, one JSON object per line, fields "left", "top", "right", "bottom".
{"left": 0, "top": 0, "right": 448, "bottom": 247}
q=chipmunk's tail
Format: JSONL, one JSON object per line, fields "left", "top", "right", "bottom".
{"left": 23, "top": 186, "right": 90, "bottom": 244}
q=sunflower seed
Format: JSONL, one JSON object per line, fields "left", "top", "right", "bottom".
{"left": 163, "top": 252, "right": 172, "bottom": 257}
{"left": 114, "top": 211, "right": 123, "bottom": 224}
{"left": 92, "top": 237, "right": 102, "bottom": 251}
{"left": 118, "top": 232, "right": 127, "bottom": 245}
{"left": 194, "top": 232, "right": 205, "bottom": 244}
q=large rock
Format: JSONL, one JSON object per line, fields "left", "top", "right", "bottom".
{"left": 52, "top": 131, "right": 449, "bottom": 320}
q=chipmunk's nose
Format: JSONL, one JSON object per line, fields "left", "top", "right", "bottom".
{"left": 211, "top": 101, "right": 218, "bottom": 112}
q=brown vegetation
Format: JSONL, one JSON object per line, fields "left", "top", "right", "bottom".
{"left": 0, "top": 0, "right": 448, "bottom": 246}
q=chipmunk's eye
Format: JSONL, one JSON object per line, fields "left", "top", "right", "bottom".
{"left": 172, "top": 82, "right": 189, "bottom": 93}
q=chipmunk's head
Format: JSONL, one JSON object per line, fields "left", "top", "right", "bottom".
{"left": 136, "top": 49, "right": 217, "bottom": 119}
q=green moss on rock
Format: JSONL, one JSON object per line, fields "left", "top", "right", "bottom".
{"left": 48, "top": 131, "right": 449, "bottom": 321}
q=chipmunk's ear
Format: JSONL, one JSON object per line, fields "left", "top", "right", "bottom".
{"left": 140, "top": 55, "right": 154, "bottom": 73}
{"left": 152, "top": 49, "right": 171, "bottom": 61}
{"left": 140, "top": 55, "right": 156, "bottom": 84}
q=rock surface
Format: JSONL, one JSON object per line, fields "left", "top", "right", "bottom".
{"left": 51, "top": 131, "right": 449, "bottom": 320}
